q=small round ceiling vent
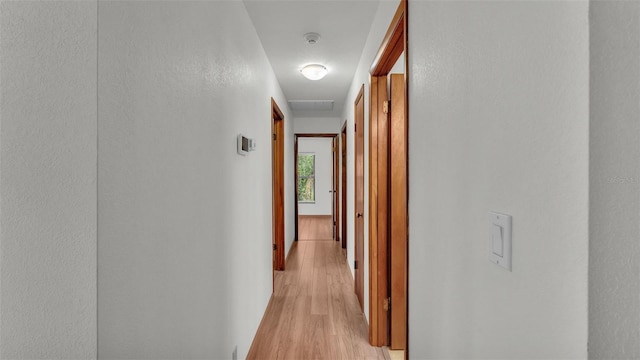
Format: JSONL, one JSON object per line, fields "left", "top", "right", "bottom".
{"left": 303, "top": 32, "right": 321, "bottom": 45}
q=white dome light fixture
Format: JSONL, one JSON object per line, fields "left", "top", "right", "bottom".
{"left": 300, "top": 64, "right": 328, "bottom": 81}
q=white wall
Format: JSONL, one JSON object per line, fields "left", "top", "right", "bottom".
{"left": 2, "top": 2, "right": 613, "bottom": 359}
{"left": 589, "top": 2, "right": 640, "bottom": 359}
{"left": 0, "top": 1, "right": 98, "bottom": 358}
{"left": 408, "top": 1, "right": 589, "bottom": 358}
{"left": 340, "top": 0, "right": 401, "bottom": 323}
{"left": 97, "top": 2, "right": 292, "bottom": 359}
{"left": 294, "top": 117, "right": 341, "bottom": 134}
{"left": 298, "top": 138, "right": 333, "bottom": 216}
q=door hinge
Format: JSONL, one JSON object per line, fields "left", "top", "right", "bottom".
{"left": 383, "top": 297, "right": 391, "bottom": 311}
{"left": 273, "top": 133, "right": 277, "bottom": 141}
{"left": 354, "top": 260, "right": 358, "bottom": 270}
{"left": 354, "top": 123, "right": 357, "bottom": 132}
{"left": 383, "top": 100, "right": 389, "bottom": 114}
{"left": 273, "top": 244, "right": 277, "bottom": 251}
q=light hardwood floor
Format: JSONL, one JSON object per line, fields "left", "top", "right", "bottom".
{"left": 298, "top": 215, "right": 334, "bottom": 241}
{"left": 247, "top": 218, "right": 387, "bottom": 360}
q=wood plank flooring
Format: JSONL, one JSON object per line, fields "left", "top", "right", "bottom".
{"left": 298, "top": 215, "right": 334, "bottom": 241}
{"left": 247, "top": 217, "right": 386, "bottom": 360}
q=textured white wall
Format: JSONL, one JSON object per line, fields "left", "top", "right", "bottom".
{"left": 97, "top": 2, "right": 291, "bottom": 359}
{"left": 589, "top": 2, "right": 640, "bottom": 359}
{"left": 298, "top": 138, "right": 333, "bottom": 216}
{"left": 0, "top": 1, "right": 98, "bottom": 358}
{"left": 294, "top": 117, "right": 341, "bottom": 134}
{"left": 340, "top": 0, "right": 400, "bottom": 322}
{"left": 408, "top": 1, "right": 589, "bottom": 358}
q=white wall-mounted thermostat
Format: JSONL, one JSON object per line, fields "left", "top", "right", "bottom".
{"left": 237, "top": 134, "right": 256, "bottom": 156}
{"left": 489, "top": 211, "right": 512, "bottom": 271}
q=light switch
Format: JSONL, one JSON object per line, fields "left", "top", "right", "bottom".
{"left": 489, "top": 212, "right": 512, "bottom": 271}
{"left": 492, "top": 224, "right": 503, "bottom": 257}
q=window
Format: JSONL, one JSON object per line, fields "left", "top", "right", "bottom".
{"left": 298, "top": 153, "right": 315, "bottom": 202}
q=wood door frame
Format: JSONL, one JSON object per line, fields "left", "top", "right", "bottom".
{"left": 341, "top": 122, "right": 347, "bottom": 249}
{"left": 354, "top": 84, "right": 366, "bottom": 312}
{"left": 369, "top": 74, "right": 389, "bottom": 346}
{"left": 294, "top": 133, "right": 338, "bottom": 241}
{"left": 388, "top": 73, "right": 407, "bottom": 350}
{"left": 333, "top": 136, "right": 340, "bottom": 242}
{"left": 294, "top": 136, "right": 299, "bottom": 242}
{"left": 368, "top": 0, "right": 409, "bottom": 353}
{"left": 272, "top": 98, "right": 285, "bottom": 272}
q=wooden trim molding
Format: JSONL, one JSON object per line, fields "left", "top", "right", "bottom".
{"left": 294, "top": 133, "right": 340, "bottom": 244}
{"left": 271, "top": 98, "right": 285, "bottom": 272}
{"left": 389, "top": 73, "right": 407, "bottom": 350}
{"left": 333, "top": 135, "right": 340, "bottom": 242}
{"left": 368, "top": 75, "right": 389, "bottom": 346}
{"left": 272, "top": 97, "right": 284, "bottom": 120}
{"left": 340, "top": 122, "right": 348, "bottom": 249}
{"left": 370, "top": 0, "right": 406, "bottom": 76}
{"left": 367, "top": 0, "right": 409, "bottom": 353}
{"left": 368, "top": 76, "right": 379, "bottom": 346}
{"left": 294, "top": 135, "right": 299, "bottom": 242}
{"left": 354, "top": 84, "right": 366, "bottom": 311}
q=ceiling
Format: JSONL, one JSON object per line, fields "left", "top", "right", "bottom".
{"left": 243, "top": 0, "right": 380, "bottom": 118}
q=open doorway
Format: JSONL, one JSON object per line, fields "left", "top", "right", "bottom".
{"left": 294, "top": 134, "right": 338, "bottom": 241}
{"left": 333, "top": 136, "right": 340, "bottom": 243}
{"left": 354, "top": 85, "right": 365, "bottom": 312}
{"left": 368, "top": 0, "right": 409, "bottom": 355}
{"left": 272, "top": 98, "right": 285, "bottom": 273}
{"left": 341, "top": 122, "right": 347, "bottom": 249}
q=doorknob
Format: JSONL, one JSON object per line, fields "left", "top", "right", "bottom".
{"left": 357, "top": 213, "right": 363, "bottom": 218}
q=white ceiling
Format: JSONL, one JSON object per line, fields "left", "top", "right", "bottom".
{"left": 243, "top": 0, "right": 380, "bottom": 118}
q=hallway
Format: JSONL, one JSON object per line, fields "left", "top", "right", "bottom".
{"left": 247, "top": 218, "right": 386, "bottom": 360}
{"left": 3, "top": 0, "right": 638, "bottom": 358}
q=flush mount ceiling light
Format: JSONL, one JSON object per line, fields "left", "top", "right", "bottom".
{"left": 300, "top": 64, "right": 328, "bottom": 81}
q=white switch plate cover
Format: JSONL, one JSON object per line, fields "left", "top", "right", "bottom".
{"left": 489, "top": 211, "right": 512, "bottom": 271}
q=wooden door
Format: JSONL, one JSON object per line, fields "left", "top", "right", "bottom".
{"left": 294, "top": 136, "right": 299, "bottom": 242}
{"left": 333, "top": 137, "right": 340, "bottom": 242}
{"left": 389, "top": 74, "right": 407, "bottom": 349}
{"left": 341, "top": 125, "right": 347, "bottom": 249}
{"left": 369, "top": 75, "right": 389, "bottom": 346}
{"left": 354, "top": 85, "right": 365, "bottom": 311}
{"left": 272, "top": 99, "right": 285, "bottom": 272}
